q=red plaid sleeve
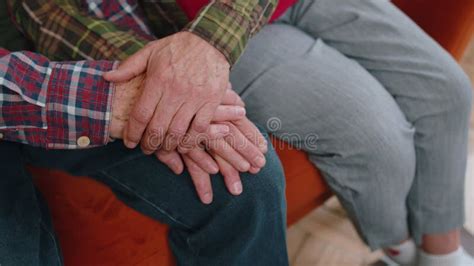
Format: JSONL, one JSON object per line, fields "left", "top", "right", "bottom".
{"left": 0, "top": 48, "right": 117, "bottom": 149}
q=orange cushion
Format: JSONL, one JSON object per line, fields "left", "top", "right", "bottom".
{"left": 30, "top": 140, "right": 327, "bottom": 266}
{"left": 32, "top": 167, "right": 175, "bottom": 266}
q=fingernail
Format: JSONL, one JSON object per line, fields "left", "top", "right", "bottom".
{"left": 202, "top": 192, "right": 213, "bottom": 204}
{"left": 217, "top": 124, "right": 230, "bottom": 133}
{"left": 209, "top": 163, "right": 219, "bottom": 174}
{"left": 124, "top": 140, "right": 138, "bottom": 149}
{"left": 254, "top": 156, "right": 266, "bottom": 168}
{"left": 236, "top": 107, "right": 246, "bottom": 116}
{"left": 169, "top": 160, "right": 180, "bottom": 174}
{"left": 250, "top": 167, "right": 261, "bottom": 174}
{"left": 232, "top": 181, "right": 243, "bottom": 194}
{"left": 142, "top": 148, "right": 155, "bottom": 155}
{"left": 239, "top": 161, "right": 250, "bottom": 172}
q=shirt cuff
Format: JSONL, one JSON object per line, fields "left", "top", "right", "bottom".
{"left": 43, "top": 60, "right": 118, "bottom": 149}
{"left": 182, "top": 2, "right": 259, "bottom": 65}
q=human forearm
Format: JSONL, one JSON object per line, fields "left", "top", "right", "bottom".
{"left": 182, "top": 0, "right": 278, "bottom": 65}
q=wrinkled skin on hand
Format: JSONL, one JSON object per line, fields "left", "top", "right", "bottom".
{"left": 104, "top": 32, "right": 230, "bottom": 154}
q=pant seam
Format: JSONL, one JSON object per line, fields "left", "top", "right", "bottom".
{"left": 98, "top": 170, "right": 192, "bottom": 230}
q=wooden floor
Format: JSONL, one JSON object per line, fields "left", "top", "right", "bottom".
{"left": 286, "top": 39, "right": 474, "bottom": 266}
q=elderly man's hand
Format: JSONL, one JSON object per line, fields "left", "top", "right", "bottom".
{"left": 110, "top": 81, "right": 246, "bottom": 143}
{"left": 104, "top": 32, "right": 230, "bottom": 154}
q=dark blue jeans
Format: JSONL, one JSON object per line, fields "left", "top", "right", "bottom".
{"left": 0, "top": 133, "right": 288, "bottom": 266}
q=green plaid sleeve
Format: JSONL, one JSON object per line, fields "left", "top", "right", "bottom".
{"left": 6, "top": 0, "right": 149, "bottom": 61}
{"left": 183, "top": 0, "right": 278, "bottom": 66}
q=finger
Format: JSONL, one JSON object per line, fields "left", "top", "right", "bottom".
{"left": 179, "top": 102, "right": 218, "bottom": 153}
{"left": 208, "top": 139, "right": 250, "bottom": 172}
{"left": 103, "top": 46, "right": 151, "bottom": 82}
{"left": 124, "top": 78, "right": 166, "bottom": 149}
{"left": 139, "top": 93, "right": 181, "bottom": 154}
{"left": 186, "top": 148, "right": 219, "bottom": 174}
{"left": 221, "top": 89, "right": 245, "bottom": 107}
{"left": 205, "top": 124, "right": 230, "bottom": 140}
{"left": 162, "top": 103, "right": 195, "bottom": 152}
{"left": 211, "top": 105, "right": 246, "bottom": 122}
{"left": 214, "top": 154, "right": 243, "bottom": 196}
{"left": 178, "top": 124, "right": 229, "bottom": 153}
{"left": 234, "top": 118, "right": 268, "bottom": 154}
{"left": 249, "top": 166, "right": 261, "bottom": 174}
{"left": 183, "top": 155, "right": 213, "bottom": 204}
{"left": 155, "top": 150, "right": 184, "bottom": 175}
{"left": 224, "top": 123, "right": 266, "bottom": 169}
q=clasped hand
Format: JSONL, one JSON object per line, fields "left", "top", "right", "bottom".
{"left": 104, "top": 32, "right": 268, "bottom": 204}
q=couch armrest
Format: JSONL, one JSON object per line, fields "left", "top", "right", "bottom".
{"left": 393, "top": 0, "right": 474, "bottom": 60}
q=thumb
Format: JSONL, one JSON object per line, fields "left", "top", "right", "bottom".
{"left": 103, "top": 46, "right": 151, "bottom": 82}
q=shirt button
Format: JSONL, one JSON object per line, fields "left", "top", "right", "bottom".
{"left": 77, "top": 136, "right": 91, "bottom": 147}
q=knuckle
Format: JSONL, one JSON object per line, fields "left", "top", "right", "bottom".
{"left": 178, "top": 139, "right": 194, "bottom": 152}
{"left": 168, "top": 126, "right": 187, "bottom": 137}
{"left": 147, "top": 126, "right": 166, "bottom": 138}
{"left": 193, "top": 120, "right": 209, "bottom": 133}
{"left": 132, "top": 106, "right": 153, "bottom": 124}
{"left": 140, "top": 139, "right": 155, "bottom": 151}
{"left": 145, "top": 128, "right": 165, "bottom": 149}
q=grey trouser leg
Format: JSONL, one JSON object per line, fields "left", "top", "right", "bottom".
{"left": 230, "top": 0, "right": 472, "bottom": 249}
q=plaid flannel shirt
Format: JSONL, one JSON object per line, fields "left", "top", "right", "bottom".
{"left": 0, "top": 48, "right": 117, "bottom": 149}
{"left": 7, "top": 0, "right": 278, "bottom": 64}
{"left": 3, "top": 0, "right": 278, "bottom": 148}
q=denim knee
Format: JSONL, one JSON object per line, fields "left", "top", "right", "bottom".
{"left": 182, "top": 140, "right": 289, "bottom": 266}
{"left": 239, "top": 141, "right": 286, "bottom": 215}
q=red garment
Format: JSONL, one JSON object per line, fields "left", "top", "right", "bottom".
{"left": 176, "top": 0, "right": 297, "bottom": 22}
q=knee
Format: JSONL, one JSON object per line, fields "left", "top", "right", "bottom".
{"left": 238, "top": 144, "right": 286, "bottom": 216}
{"left": 437, "top": 64, "right": 473, "bottom": 119}
{"left": 349, "top": 115, "right": 416, "bottom": 179}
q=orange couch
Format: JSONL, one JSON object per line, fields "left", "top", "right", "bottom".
{"left": 31, "top": 1, "right": 474, "bottom": 265}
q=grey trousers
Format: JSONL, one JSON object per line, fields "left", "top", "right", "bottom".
{"left": 230, "top": 0, "right": 473, "bottom": 249}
